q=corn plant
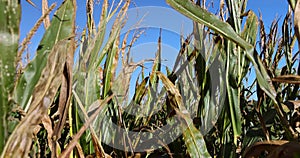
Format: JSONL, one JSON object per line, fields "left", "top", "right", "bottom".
{"left": 1, "top": 0, "right": 76, "bottom": 157}
{"left": 166, "top": 0, "right": 300, "bottom": 157}
{"left": 1, "top": 0, "right": 300, "bottom": 157}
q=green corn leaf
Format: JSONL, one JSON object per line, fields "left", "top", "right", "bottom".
{"left": 223, "top": 40, "right": 242, "bottom": 144}
{"left": 225, "top": 0, "right": 241, "bottom": 32}
{"left": 224, "top": 11, "right": 258, "bottom": 144}
{"left": 102, "top": 1, "right": 129, "bottom": 97}
{"left": 82, "top": 0, "right": 108, "bottom": 71}
{"left": 195, "top": 48, "right": 207, "bottom": 116}
{"left": 150, "top": 29, "right": 162, "bottom": 87}
{"left": 72, "top": 1, "right": 131, "bottom": 152}
{"left": 165, "top": 0, "right": 277, "bottom": 102}
{"left": 165, "top": 2, "right": 294, "bottom": 140}
{"left": 13, "top": 0, "right": 75, "bottom": 110}
{"left": 0, "top": 0, "right": 21, "bottom": 152}
{"left": 102, "top": 37, "right": 120, "bottom": 97}
{"left": 123, "top": 76, "right": 149, "bottom": 121}
{"left": 165, "top": 0, "right": 294, "bottom": 143}
{"left": 241, "top": 11, "right": 258, "bottom": 78}
{"left": 156, "top": 72, "right": 211, "bottom": 158}
{"left": 94, "top": 0, "right": 130, "bottom": 71}
{"left": 143, "top": 31, "right": 162, "bottom": 117}
{"left": 226, "top": 79, "right": 241, "bottom": 144}
{"left": 166, "top": 0, "right": 252, "bottom": 50}
{"left": 181, "top": 120, "right": 211, "bottom": 158}
{"left": 133, "top": 77, "right": 149, "bottom": 104}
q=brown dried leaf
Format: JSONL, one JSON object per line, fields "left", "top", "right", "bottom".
{"left": 272, "top": 75, "right": 300, "bottom": 84}
{"left": 75, "top": 142, "right": 85, "bottom": 158}
{"left": 243, "top": 140, "right": 289, "bottom": 158}
{"left": 91, "top": 131, "right": 113, "bottom": 158}
{"left": 1, "top": 40, "right": 68, "bottom": 158}
{"left": 244, "top": 140, "right": 300, "bottom": 158}
{"left": 267, "top": 141, "right": 300, "bottom": 158}
{"left": 41, "top": 115, "right": 54, "bottom": 153}
{"left": 50, "top": 1, "right": 76, "bottom": 156}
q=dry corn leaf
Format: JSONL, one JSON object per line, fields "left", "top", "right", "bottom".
{"left": 267, "top": 141, "right": 300, "bottom": 158}
{"left": 272, "top": 75, "right": 300, "bottom": 84}
{"left": 243, "top": 140, "right": 289, "bottom": 158}
{"left": 1, "top": 40, "right": 68, "bottom": 158}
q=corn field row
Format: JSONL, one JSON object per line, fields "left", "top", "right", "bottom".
{"left": 0, "top": 0, "right": 300, "bottom": 157}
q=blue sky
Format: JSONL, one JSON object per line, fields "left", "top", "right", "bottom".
{"left": 20, "top": 0, "right": 289, "bottom": 57}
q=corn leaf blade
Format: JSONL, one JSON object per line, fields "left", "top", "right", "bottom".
{"left": 0, "top": 0, "right": 21, "bottom": 152}
{"left": 156, "top": 72, "right": 211, "bottom": 158}
{"left": 165, "top": 0, "right": 277, "bottom": 101}
{"left": 13, "top": 0, "right": 75, "bottom": 109}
